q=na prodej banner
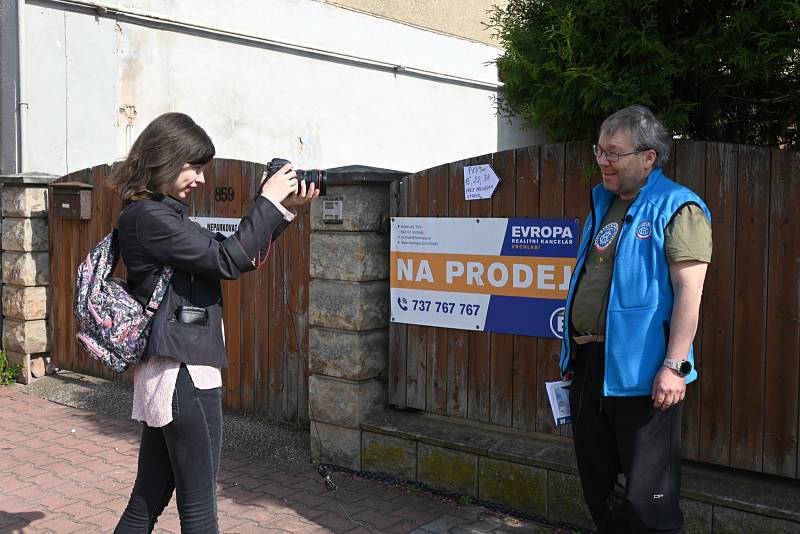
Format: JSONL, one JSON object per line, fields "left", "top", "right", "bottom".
{"left": 390, "top": 217, "right": 579, "bottom": 339}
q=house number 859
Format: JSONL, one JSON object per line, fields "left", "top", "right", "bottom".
{"left": 214, "top": 187, "right": 235, "bottom": 202}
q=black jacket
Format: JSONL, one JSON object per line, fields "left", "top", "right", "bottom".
{"left": 118, "top": 194, "right": 289, "bottom": 367}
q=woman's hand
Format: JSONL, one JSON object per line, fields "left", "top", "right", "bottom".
{"left": 260, "top": 164, "right": 298, "bottom": 204}
{"left": 282, "top": 176, "right": 320, "bottom": 208}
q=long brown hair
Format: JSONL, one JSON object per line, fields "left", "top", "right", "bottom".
{"left": 108, "top": 112, "right": 215, "bottom": 200}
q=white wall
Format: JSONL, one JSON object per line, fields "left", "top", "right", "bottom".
{"left": 5, "top": 0, "right": 543, "bottom": 176}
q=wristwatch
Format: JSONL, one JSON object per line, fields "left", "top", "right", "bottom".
{"left": 663, "top": 358, "right": 692, "bottom": 377}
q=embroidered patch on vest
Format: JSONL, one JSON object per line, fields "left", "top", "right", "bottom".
{"left": 635, "top": 221, "right": 653, "bottom": 239}
{"left": 594, "top": 222, "right": 619, "bottom": 252}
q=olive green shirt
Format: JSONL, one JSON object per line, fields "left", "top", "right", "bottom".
{"left": 570, "top": 201, "right": 712, "bottom": 336}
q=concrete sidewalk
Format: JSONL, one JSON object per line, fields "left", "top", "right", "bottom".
{"left": 0, "top": 385, "right": 574, "bottom": 533}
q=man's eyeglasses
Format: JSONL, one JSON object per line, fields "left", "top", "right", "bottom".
{"left": 592, "top": 144, "right": 650, "bottom": 163}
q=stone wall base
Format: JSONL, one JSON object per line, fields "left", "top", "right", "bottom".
{"left": 311, "top": 420, "right": 361, "bottom": 471}
{"left": 355, "top": 410, "right": 800, "bottom": 533}
{"left": 5, "top": 351, "right": 52, "bottom": 385}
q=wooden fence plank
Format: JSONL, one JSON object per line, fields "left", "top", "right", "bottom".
{"left": 85, "top": 166, "right": 107, "bottom": 381}
{"left": 536, "top": 144, "right": 565, "bottom": 436}
{"left": 447, "top": 159, "right": 469, "bottom": 419}
{"left": 202, "top": 160, "right": 230, "bottom": 406}
{"left": 562, "top": 141, "right": 594, "bottom": 439}
{"left": 388, "top": 178, "right": 408, "bottom": 408}
{"left": 224, "top": 160, "right": 243, "bottom": 411}
{"left": 268, "top": 209, "right": 286, "bottom": 420}
{"left": 405, "top": 171, "right": 428, "bottom": 410}
{"left": 96, "top": 165, "right": 121, "bottom": 382}
{"left": 699, "top": 143, "right": 738, "bottom": 466}
{"left": 63, "top": 217, "right": 77, "bottom": 372}
{"left": 254, "top": 164, "right": 272, "bottom": 416}
{"left": 489, "top": 150, "right": 516, "bottom": 427}
{"left": 512, "top": 146, "right": 540, "bottom": 431}
{"left": 563, "top": 142, "right": 593, "bottom": 225}
{"left": 283, "top": 216, "right": 299, "bottom": 422}
{"left": 48, "top": 188, "right": 65, "bottom": 371}
{"left": 662, "top": 140, "right": 677, "bottom": 178}
{"left": 673, "top": 140, "right": 707, "bottom": 461}
{"left": 239, "top": 161, "right": 257, "bottom": 412}
{"left": 208, "top": 160, "right": 239, "bottom": 411}
{"left": 426, "top": 163, "right": 450, "bottom": 416}
{"left": 250, "top": 163, "right": 273, "bottom": 414}
{"left": 730, "top": 145, "right": 770, "bottom": 472}
{"left": 466, "top": 153, "right": 493, "bottom": 424}
{"left": 297, "top": 199, "right": 311, "bottom": 423}
{"left": 763, "top": 149, "right": 800, "bottom": 477}
{"left": 70, "top": 168, "right": 93, "bottom": 375}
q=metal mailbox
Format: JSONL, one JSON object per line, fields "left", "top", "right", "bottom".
{"left": 51, "top": 182, "right": 93, "bottom": 219}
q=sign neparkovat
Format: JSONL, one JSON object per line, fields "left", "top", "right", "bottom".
{"left": 390, "top": 217, "right": 579, "bottom": 338}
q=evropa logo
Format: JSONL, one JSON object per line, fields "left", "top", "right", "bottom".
{"left": 550, "top": 307, "right": 565, "bottom": 339}
{"left": 511, "top": 225, "right": 574, "bottom": 240}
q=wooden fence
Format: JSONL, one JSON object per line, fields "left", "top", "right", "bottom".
{"left": 388, "top": 140, "right": 800, "bottom": 480}
{"left": 49, "top": 159, "right": 311, "bottom": 424}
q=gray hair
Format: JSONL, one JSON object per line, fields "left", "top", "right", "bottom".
{"left": 600, "top": 105, "right": 671, "bottom": 167}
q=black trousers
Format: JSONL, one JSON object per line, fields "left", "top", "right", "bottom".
{"left": 115, "top": 365, "right": 222, "bottom": 534}
{"left": 569, "top": 342, "right": 684, "bottom": 534}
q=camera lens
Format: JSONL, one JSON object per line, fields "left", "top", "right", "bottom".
{"left": 298, "top": 169, "right": 327, "bottom": 197}
{"left": 265, "top": 158, "right": 326, "bottom": 197}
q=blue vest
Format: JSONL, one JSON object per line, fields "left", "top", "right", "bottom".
{"left": 559, "top": 168, "right": 711, "bottom": 396}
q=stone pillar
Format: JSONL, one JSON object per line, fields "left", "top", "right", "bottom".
{"left": 308, "top": 166, "right": 405, "bottom": 470}
{"left": 0, "top": 173, "right": 59, "bottom": 383}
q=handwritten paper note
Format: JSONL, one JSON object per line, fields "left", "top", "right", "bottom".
{"left": 464, "top": 164, "right": 500, "bottom": 200}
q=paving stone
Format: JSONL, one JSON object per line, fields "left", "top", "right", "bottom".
{"left": 459, "top": 515, "right": 507, "bottom": 532}
{"left": 418, "top": 514, "right": 469, "bottom": 532}
{"left": 351, "top": 507, "right": 405, "bottom": 531}
{"left": 313, "top": 511, "right": 361, "bottom": 531}
{"left": 34, "top": 512, "right": 84, "bottom": 533}
{"left": 0, "top": 385, "right": 587, "bottom": 534}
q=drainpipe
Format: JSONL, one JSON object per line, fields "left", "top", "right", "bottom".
{"left": 17, "top": 0, "right": 28, "bottom": 172}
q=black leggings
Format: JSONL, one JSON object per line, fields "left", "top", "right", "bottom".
{"left": 570, "top": 342, "right": 684, "bottom": 534}
{"left": 115, "top": 365, "right": 222, "bottom": 534}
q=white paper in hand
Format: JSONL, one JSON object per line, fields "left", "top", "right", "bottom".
{"left": 546, "top": 380, "right": 572, "bottom": 426}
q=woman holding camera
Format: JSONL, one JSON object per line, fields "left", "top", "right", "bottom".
{"left": 109, "top": 112, "right": 318, "bottom": 533}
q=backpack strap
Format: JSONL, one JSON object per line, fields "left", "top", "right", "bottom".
{"left": 143, "top": 265, "right": 174, "bottom": 317}
{"left": 121, "top": 194, "right": 175, "bottom": 309}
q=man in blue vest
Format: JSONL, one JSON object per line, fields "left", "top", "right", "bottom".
{"left": 560, "top": 105, "right": 712, "bottom": 533}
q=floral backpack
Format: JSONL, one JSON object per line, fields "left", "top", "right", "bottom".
{"left": 73, "top": 229, "right": 172, "bottom": 373}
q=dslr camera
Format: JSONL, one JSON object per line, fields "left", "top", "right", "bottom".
{"left": 265, "top": 158, "right": 327, "bottom": 197}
